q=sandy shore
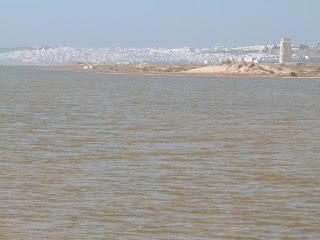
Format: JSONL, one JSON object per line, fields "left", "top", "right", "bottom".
{"left": 32, "top": 62, "right": 320, "bottom": 78}
{"left": 185, "top": 62, "right": 320, "bottom": 78}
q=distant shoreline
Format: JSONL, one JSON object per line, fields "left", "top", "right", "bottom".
{"left": 3, "top": 63, "right": 320, "bottom": 78}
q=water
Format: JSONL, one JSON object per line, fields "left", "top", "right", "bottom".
{"left": 0, "top": 66, "right": 320, "bottom": 239}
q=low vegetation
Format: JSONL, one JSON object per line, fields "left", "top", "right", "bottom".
{"left": 290, "top": 71, "right": 298, "bottom": 77}
{"left": 74, "top": 62, "right": 320, "bottom": 77}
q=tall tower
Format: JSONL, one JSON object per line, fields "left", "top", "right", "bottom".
{"left": 279, "top": 38, "right": 292, "bottom": 64}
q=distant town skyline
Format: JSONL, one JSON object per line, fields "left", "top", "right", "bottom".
{"left": 1, "top": 0, "right": 319, "bottom": 48}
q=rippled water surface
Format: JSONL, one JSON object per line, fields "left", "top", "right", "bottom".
{"left": 1, "top": 67, "right": 320, "bottom": 239}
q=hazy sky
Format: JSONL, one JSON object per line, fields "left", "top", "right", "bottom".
{"left": 1, "top": 0, "right": 319, "bottom": 48}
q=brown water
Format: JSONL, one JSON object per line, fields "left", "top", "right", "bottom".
{"left": 0, "top": 66, "right": 320, "bottom": 240}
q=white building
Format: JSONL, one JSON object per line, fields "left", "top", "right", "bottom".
{"left": 279, "top": 38, "right": 292, "bottom": 64}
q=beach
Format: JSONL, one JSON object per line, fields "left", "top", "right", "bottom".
{"left": 41, "top": 62, "right": 320, "bottom": 78}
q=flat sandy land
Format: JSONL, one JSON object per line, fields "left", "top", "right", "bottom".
{"left": 186, "top": 62, "right": 320, "bottom": 78}
{"left": 42, "top": 62, "right": 320, "bottom": 78}
{"left": 45, "top": 64, "right": 203, "bottom": 75}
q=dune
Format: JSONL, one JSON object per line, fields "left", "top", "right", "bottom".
{"left": 185, "top": 62, "right": 320, "bottom": 77}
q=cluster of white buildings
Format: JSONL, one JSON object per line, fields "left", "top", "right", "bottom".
{"left": 0, "top": 46, "right": 278, "bottom": 65}
{"left": 0, "top": 40, "right": 318, "bottom": 65}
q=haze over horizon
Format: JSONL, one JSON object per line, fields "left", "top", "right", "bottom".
{"left": 1, "top": 0, "right": 319, "bottom": 48}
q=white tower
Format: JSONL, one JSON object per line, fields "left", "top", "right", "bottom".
{"left": 279, "top": 38, "right": 292, "bottom": 64}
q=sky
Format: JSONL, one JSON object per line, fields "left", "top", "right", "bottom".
{"left": 0, "top": 0, "right": 319, "bottom": 48}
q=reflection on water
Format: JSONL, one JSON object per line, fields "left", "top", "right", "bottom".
{"left": 0, "top": 67, "right": 320, "bottom": 239}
